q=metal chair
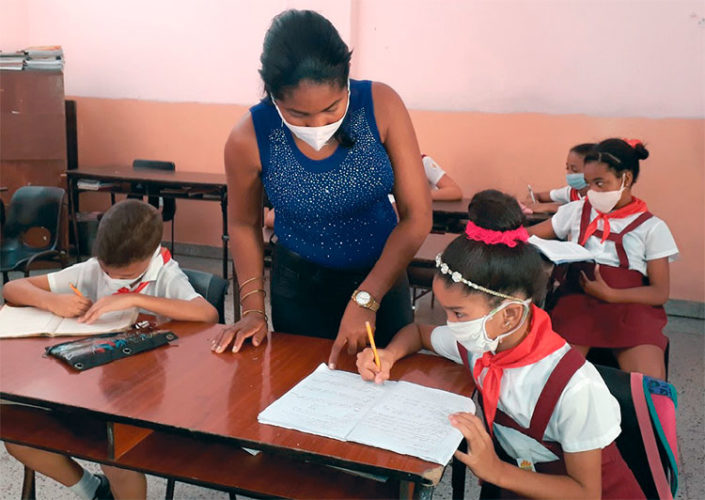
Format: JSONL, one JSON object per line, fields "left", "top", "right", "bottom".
{"left": 1, "top": 186, "right": 68, "bottom": 284}
{"left": 181, "top": 268, "right": 229, "bottom": 323}
{"left": 131, "top": 159, "right": 179, "bottom": 254}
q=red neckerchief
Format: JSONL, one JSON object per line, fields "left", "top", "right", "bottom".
{"left": 580, "top": 197, "right": 648, "bottom": 245}
{"left": 569, "top": 188, "right": 582, "bottom": 202}
{"left": 474, "top": 305, "right": 566, "bottom": 435}
{"left": 114, "top": 247, "right": 171, "bottom": 294}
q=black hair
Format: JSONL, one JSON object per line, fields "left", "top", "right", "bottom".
{"left": 569, "top": 143, "right": 596, "bottom": 157}
{"left": 584, "top": 138, "right": 649, "bottom": 183}
{"left": 437, "top": 190, "right": 546, "bottom": 307}
{"left": 93, "top": 200, "right": 162, "bottom": 267}
{"left": 259, "top": 9, "right": 355, "bottom": 147}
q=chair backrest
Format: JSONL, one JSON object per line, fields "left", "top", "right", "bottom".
{"left": 3, "top": 186, "right": 65, "bottom": 250}
{"left": 132, "top": 159, "right": 176, "bottom": 221}
{"left": 595, "top": 364, "right": 679, "bottom": 499}
{"left": 133, "top": 159, "right": 175, "bottom": 171}
{"left": 182, "top": 268, "right": 228, "bottom": 323}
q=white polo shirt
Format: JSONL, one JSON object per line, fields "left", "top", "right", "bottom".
{"left": 431, "top": 325, "right": 621, "bottom": 464}
{"left": 551, "top": 199, "right": 679, "bottom": 276}
{"left": 47, "top": 247, "right": 200, "bottom": 304}
{"left": 388, "top": 155, "right": 448, "bottom": 204}
{"left": 549, "top": 185, "right": 582, "bottom": 204}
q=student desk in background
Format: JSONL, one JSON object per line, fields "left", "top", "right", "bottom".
{"left": 66, "top": 166, "right": 229, "bottom": 279}
{"left": 432, "top": 198, "right": 551, "bottom": 233}
{"left": 0, "top": 322, "right": 475, "bottom": 499}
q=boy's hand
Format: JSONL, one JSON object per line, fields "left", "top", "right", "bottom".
{"left": 450, "top": 412, "right": 504, "bottom": 484}
{"left": 47, "top": 294, "right": 93, "bottom": 318}
{"left": 356, "top": 347, "right": 394, "bottom": 384}
{"left": 78, "top": 294, "right": 136, "bottom": 323}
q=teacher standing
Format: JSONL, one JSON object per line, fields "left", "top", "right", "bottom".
{"left": 213, "top": 9, "right": 431, "bottom": 367}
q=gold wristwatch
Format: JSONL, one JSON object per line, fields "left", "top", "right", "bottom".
{"left": 351, "top": 289, "right": 380, "bottom": 312}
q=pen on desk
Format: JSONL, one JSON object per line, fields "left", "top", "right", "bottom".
{"left": 69, "top": 282, "right": 84, "bottom": 297}
{"left": 527, "top": 185, "right": 536, "bottom": 204}
{"left": 365, "top": 321, "right": 381, "bottom": 370}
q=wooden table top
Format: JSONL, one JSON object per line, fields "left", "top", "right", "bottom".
{"left": 0, "top": 323, "right": 474, "bottom": 483}
{"left": 66, "top": 165, "right": 226, "bottom": 188}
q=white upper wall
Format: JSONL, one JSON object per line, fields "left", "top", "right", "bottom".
{"left": 2, "top": 0, "right": 703, "bottom": 118}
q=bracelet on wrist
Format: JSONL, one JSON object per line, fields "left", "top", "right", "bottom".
{"left": 242, "top": 309, "right": 268, "bottom": 322}
{"left": 240, "top": 288, "right": 266, "bottom": 303}
{"left": 238, "top": 276, "right": 264, "bottom": 291}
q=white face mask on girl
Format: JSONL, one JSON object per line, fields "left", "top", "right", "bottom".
{"left": 587, "top": 175, "right": 625, "bottom": 213}
{"left": 273, "top": 82, "right": 350, "bottom": 152}
{"left": 446, "top": 298, "right": 531, "bottom": 355}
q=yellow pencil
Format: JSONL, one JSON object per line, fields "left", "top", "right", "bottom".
{"left": 69, "top": 282, "right": 84, "bottom": 297}
{"left": 365, "top": 321, "right": 380, "bottom": 370}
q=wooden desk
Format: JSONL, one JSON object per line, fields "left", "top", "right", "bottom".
{"left": 0, "top": 323, "right": 474, "bottom": 499}
{"left": 66, "top": 166, "right": 229, "bottom": 279}
{"left": 432, "top": 198, "right": 551, "bottom": 232}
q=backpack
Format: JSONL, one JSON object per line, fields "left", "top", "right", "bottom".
{"left": 595, "top": 364, "right": 678, "bottom": 499}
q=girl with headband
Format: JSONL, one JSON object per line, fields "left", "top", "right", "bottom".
{"left": 530, "top": 138, "right": 678, "bottom": 380}
{"left": 357, "top": 189, "right": 644, "bottom": 499}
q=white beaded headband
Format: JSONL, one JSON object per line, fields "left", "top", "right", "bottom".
{"left": 435, "top": 253, "right": 524, "bottom": 302}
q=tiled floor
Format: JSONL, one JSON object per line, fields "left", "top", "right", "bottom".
{"left": 1, "top": 255, "right": 703, "bottom": 499}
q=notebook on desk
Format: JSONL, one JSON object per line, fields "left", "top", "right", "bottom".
{"left": 528, "top": 235, "right": 596, "bottom": 264}
{"left": 258, "top": 363, "right": 475, "bottom": 465}
{"left": 0, "top": 305, "right": 138, "bottom": 338}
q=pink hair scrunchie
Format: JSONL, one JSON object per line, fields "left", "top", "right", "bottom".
{"left": 464, "top": 220, "right": 529, "bottom": 248}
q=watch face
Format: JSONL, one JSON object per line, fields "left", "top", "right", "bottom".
{"left": 355, "top": 291, "right": 371, "bottom": 305}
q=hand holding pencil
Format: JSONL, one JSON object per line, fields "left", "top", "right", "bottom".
{"left": 356, "top": 321, "right": 393, "bottom": 384}
{"left": 46, "top": 282, "right": 92, "bottom": 318}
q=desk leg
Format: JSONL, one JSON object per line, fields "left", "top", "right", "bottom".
{"left": 67, "top": 178, "right": 80, "bottom": 261}
{"left": 21, "top": 467, "right": 36, "bottom": 500}
{"left": 400, "top": 480, "right": 434, "bottom": 500}
{"left": 221, "top": 192, "right": 229, "bottom": 280}
{"left": 451, "top": 454, "right": 467, "bottom": 499}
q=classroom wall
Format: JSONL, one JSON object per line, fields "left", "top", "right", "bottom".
{"left": 2, "top": 1, "right": 704, "bottom": 301}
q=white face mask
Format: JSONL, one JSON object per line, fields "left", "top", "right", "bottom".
{"left": 446, "top": 299, "right": 531, "bottom": 355}
{"left": 587, "top": 175, "right": 625, "bottom": 213}
{"left": 101, "top": 273, "right": 146, "bottom": 294}
{"left": 273, "top": 82, "right": 350, "bottom": 152}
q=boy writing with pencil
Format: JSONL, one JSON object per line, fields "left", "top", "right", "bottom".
{"left": 3, "top": 199, "right": 217, "bottom": 500}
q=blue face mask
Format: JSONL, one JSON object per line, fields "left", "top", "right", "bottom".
{"left": 566, "top": 173, "right": 587, "bottom": 190}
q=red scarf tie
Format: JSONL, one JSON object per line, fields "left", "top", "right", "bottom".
{"left": 474, "top": 305, "right": 567, "bottom": 435}
{"left": 580, "top": 197, "right": 648, "bottom": 245}
{"left": 114, "top": 247, "right": 171, "bottom": 294}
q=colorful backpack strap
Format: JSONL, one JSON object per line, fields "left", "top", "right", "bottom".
{"left": 643, "top": 376, "right": 679, "bottom": 496}
{"left": 631, "top": 372, "right": 674, "bottom": 500}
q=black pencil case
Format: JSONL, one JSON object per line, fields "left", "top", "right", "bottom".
{"left": 45, "top": 330, "right": 178, "bottom": 371}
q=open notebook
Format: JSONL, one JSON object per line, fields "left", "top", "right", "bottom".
{"left": 258, "top": 363, "right": 475, "bottom": 465}
{"left": 0, "top": 305, "right": 138, "bottom": 338}
{"left": 528, "top": 235, "right": 596, "bottom": 264}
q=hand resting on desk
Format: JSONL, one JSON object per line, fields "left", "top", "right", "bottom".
{"left": 211, "top": 313, "right": 268, "bottom": 353}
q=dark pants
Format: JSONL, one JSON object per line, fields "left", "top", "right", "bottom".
{"left": 270, "top": 243, "right": 414, "bottom": 347}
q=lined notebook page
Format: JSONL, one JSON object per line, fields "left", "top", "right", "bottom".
{"left": 258, "top": 363, "right": 475, "bottom": 464}
{"left": 0, "top": 306, "right": 138, "bottom": 338}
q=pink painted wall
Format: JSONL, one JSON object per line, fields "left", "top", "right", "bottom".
{"left": 3, "top": 0, "right": 702, "bottom": 117}
{"left": 0, "top": 0, "right": 28, "bottom": 50}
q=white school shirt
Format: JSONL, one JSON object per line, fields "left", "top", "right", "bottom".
{"left": 388, "top": 155, "right": 448, "bottom": 203}
{"left": 551, "top": 199, "right": 679, "bottom": 276}
{"left": 431, "top": 326, "right": 621, "bottom": 464}
{"left": 549, "top": 185, "right": 582, "bottom": 204}
{"left": 47, "top": 248, "right": 200, "bottom": 306}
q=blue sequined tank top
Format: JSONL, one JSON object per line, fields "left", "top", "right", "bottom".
{"left": 250, "top": 79, "right": 397, "bottom": 270}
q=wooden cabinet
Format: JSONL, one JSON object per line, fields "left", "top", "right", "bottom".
{"left": 0, "top": 70, "right": 67, "bottom": 199}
